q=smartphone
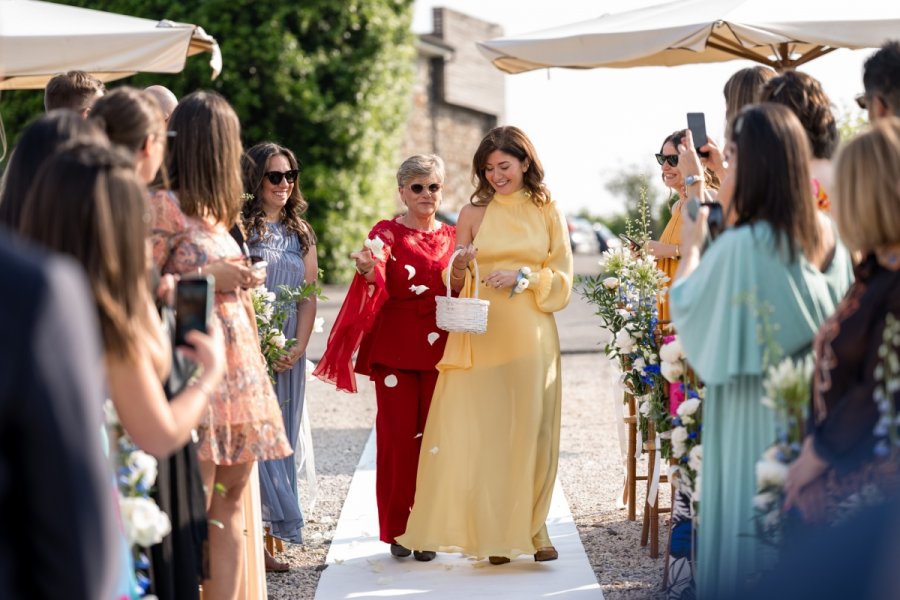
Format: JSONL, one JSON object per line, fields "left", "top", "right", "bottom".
{"left": 175, "top": 275, "right": 215, "bottom": 347}
{"left": 618, "top": 233, "right": 642, "bottom": 249}
{"left": 686, "top": 112, "right": 710, "bottom": 158}
{"left": 686, "top": 195, "right": 702, "bottom": 221}
{"left": 703, "top": 201, "right": 724, "bottom": 240}
{"left": 252, "top": 260, "right": 268, "bottom": 272}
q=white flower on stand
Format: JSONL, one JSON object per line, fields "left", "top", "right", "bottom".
{"left": 638, "top": 397, "right": 652, "bottom": 417}
{"left": 688, "top": 445, "right": 703, "bottom": 472}
{"left": 602, "top": 277, "right": 619, "bottom": 290}
{"left": 126, "top": 450, "right": 158, "bottom": 490}
{"left": 615, "top": 329, "right": 636, "bottom": 354}
{"left": 755, "top": 458, "right": 789, "bottom": 489}
{"left": 120, "top": 496, "right": 172, "bottom": 548}
{"left": 677, "top": 398, "right": 701, "bottom": 417}
{"left": 671, "top": 426, "right": 689, "bottom": 458}
{"left": 659, "top": 338, "right": 685, "bottom": 363}
{"left": 661, "top": 360, "right": 684, "bottom": 382}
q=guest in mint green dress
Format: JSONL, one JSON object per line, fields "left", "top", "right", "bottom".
{"left": 242, "top": 143, "right": 318, "bottom": 565}
{"left": 668, "top": 104, "right": 853, "bottom": 597}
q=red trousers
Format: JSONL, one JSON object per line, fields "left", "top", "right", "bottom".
{"left": 371, "top": 365, "right": 437, "bottom": 544}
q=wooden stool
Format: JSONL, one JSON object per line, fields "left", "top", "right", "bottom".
{"left": 622, "top": 390, "right": 640, "bottom": 521}
{"left": 264, "top": 527, "right": 284, "bottom": 555}
{"left": 640, "top": 422, "right": 671, "bottom": 558}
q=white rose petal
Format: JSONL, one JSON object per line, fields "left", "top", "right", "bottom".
{"left": 384, "top": 374, "right": 398, "bottom": 388}
{"left": 364, "top": 236, "right": 386, "bottom": 261}
{"left": 313, "top": 317, "right": 325, "bottom": 333}
{"left": 688, "top": 445, "right": 703, "bottom": 472}
{"left": 404, "top": 265, "right": 416, "bottom": 280}
{"left": 427, "top": 332, "right": 440, "bottom": 345}
{"left": 409, "top": 284, "right": 429, "bottom": 295}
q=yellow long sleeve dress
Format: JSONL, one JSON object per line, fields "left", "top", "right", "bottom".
{"left": 396, "top": 189, "right": 574, "bottom": 559}
{"left": 656, "top": 198, "right": 683, "bottom": 324}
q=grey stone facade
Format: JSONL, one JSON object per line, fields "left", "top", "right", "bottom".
{"left": 399, "top": 8, "right": 506, "bottom": 214}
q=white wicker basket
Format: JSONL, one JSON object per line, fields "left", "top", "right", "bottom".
{"left": 435, "top": 249, "right": 489, "bottom": 334}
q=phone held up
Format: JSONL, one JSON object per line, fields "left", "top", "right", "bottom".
{"left": 175, "top": 275, "right": 215, "bottom": 348}
{"left": 686, "top": 196, "right": 725, "bottom": 241}
{"left": 686, "top": 112, "right": 710, "bottom": 158}
{"left": 618, "top": 233, "right": 643, "bottom": 249}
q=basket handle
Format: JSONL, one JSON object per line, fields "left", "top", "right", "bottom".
{"left": 444, "top": 248, "right": 479, "bottom": 299}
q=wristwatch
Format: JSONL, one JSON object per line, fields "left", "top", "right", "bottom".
{"left": 684, "top": 174, "right": 702, "bottom": 187}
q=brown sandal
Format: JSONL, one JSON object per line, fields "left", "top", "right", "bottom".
{"left": 488, "top": 556, "right": 510, "bottom": 565}
{"left": 534, "top": 546, "right": 558, "bottom": 562}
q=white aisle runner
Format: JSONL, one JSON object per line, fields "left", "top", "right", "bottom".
{"left": 315, "top": 429, "right": 604, "bottom": 599}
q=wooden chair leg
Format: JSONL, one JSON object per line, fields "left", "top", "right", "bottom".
{"left": 264, "top": 526, "right": 275, "bottom": 555}
{"left": 274, "top": 537, "right": 284, "bottom": 554}
{"left": 625, "top": 392, "right": 637, "bottom": 521}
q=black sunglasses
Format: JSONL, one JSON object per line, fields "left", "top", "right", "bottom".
{"left": 655, "top": 153, "right": 678, "bottom": 167}
{"left": 855, "top": 92, "right": 870, "bottom": 110}
{"left": 409, "top": 182, "right": 442, "bottom": 194}
{"left": 264, "top": 170, "right": 299, "bottom": 185}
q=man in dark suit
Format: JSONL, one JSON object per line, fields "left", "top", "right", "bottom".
{"left": 0, "top": 230, "right": 118, "bottom": 599}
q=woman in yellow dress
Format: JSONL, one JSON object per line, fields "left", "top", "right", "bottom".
{"left": 396, "top": 126, "right": 573, "bottom": 564}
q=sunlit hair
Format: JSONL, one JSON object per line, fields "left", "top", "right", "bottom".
{"left": 0, "top": 110, "right": 106, "bottom": 230}
{"left": 470, "top": 126, "right": 549, "bottom": 206}
{"left": 241, "top": 142, "right": 316, "bottom": 255}
{"left": 832, "top": 117, "right": 900, "bottom": 253}
{"left": 90, "top": 87, "right": 165, "bottom": 154}
{"left": 863, "top": 41, "right": 900, "bottom": 118}
{"left": 166, "top": 91, "right": 243, "bottom": 227}
{"left": 396, "top": 154, "right": 445, "bottom": 187}
{"left": 730, "top": 103, "right": 823, "bottom": 264}
{"left": 44, "top": 70, "right": 105, "bottom": 113}
{"left": 723, "top": 66, "right": 776, "bottom": 139}
{"left": 19, "top": 141, "right": 154, "bottom": 361}
{"left": 658, "top": 130, "right": 720, "bottom": 192}
{"left": 759, "top": 70, "right": 839, "bottom": 159}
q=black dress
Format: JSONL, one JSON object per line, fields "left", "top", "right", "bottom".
{"left": 149, "top": 305, "right": 209, "bottom": 599}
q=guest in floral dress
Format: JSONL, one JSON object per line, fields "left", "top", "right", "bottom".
{"left": 784, "top": 118, "right": 900, "bottom": 522}
{"left": 152, "top": 91, "right": 291, "bottom": 600}
{"left": 241, "top": 142, "right": 319, "bottom": 569}
{"left": 315, "top": 155, "right": 455, "bottom": 562}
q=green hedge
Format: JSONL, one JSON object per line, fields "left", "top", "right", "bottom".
{"left": 1, "top": 0, "right": 415, "bottom": 281}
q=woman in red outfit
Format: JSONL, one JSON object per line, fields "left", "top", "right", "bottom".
{"left": 314, "top": 154, "right": 455, "bottom": 561}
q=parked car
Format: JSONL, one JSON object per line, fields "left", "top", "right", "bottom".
{"left": 435, "top": 209, "right": 458, "bottom": 226}
{"left": 592, "top": 223, "right": 623, "bottom": 253}
{"left": 567, "top": 216, "right": 600, "bottom": 254}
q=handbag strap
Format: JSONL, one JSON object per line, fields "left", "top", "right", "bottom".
{"left": 444, "top": 248, "right": 479, "bottom": 299}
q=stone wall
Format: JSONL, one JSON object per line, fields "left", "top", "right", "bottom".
{"left": 397, "top": 8, "right": 505, "bottom": 215}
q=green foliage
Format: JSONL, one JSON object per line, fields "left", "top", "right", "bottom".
{"left": 604, "top": 167, "right": 667, "bottom": 238}
{"left": 836, "top": 103, "right": 868, "bottom": 141}
{"left": 1, "top": 0, "right": 416, "bottom": 282}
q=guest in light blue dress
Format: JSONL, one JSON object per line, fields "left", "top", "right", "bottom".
{"left": 242, "top": 143, "right": 319, "bottom": 560}
{"left": 668, "top": 104, "right": 853, "bottom": 597}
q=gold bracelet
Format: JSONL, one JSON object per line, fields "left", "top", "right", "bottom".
{"left": 450, "top": 269, "right": 465, "bottom": 280}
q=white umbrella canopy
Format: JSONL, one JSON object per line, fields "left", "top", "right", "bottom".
{"left": 477, "top": 0, "right": 900, "bottom": 74}
{"left": 0, "top": 0, "right": 222, "bottom": 90}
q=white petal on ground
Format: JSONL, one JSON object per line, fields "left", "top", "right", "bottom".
{"left": 366, "top": 559, "right": 384, "bottom": 573}
{"left": 404, "top": 264, "right": 416, "bottom": 280}
{"left": 384, "top": 374, "right": 398, "bottom": 388}
{"left": 427, "top": 332, "right": 439, "bottom": 345}
{"left": 376, "top": 577, "right": 394, "bottom": 585}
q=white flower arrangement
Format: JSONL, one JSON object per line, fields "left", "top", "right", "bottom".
{"left": 120, "top": 496, "right": 172, "bottom": 548}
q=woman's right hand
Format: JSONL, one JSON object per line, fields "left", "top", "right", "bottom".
{"left": 350, "top": 249, "right": 376, "bottom": 277}
{"left": 452, "top": 243, "right": 477, "bottom": 269}
{"left": 204, "top": 258, "right": 254, "bottom": 292}
{"left": 699, "top": 136, "right": 727, "bottom": 181}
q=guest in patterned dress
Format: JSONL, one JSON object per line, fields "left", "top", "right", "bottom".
{"left": 241, "top": 143, "right": 319, "bottom": 569}
{"left": 784, "top": 117, "right": 900, "bottom": 522}
{"left": 315, "top": 155, "right": 455, "bottom": 562}
{"left": 152, "top": 91, "right": 292, "bottom": 600}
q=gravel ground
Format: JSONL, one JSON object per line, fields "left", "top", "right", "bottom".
{"left": 266, "top": 350, "right": 669, "bottom": 599}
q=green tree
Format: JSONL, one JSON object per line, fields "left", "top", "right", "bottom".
{"left": 1, "top": 0, "right": 415, "bottom": 281}
{"left": 603, "top": 167, "right": 668, "bottom": 238}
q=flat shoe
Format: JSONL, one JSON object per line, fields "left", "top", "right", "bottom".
{"left": 413, "top": 550, "right": 436, "bottom": 562}
{"left": 390, "top": 543, "right": 412, "bottom": 558}
{"left": 488, "top": 556, "right": 510, "bottom": 565}
{"left": 534, "top": 546, "right": 558, "bottom": 562}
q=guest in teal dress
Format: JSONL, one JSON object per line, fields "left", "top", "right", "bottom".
{"left": 242, "top": 142, "right": 319, "bottom": 570}
{"left": 668, "top": 104, "right": 853, "bottom": 597}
